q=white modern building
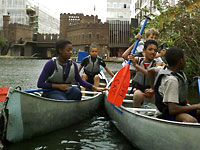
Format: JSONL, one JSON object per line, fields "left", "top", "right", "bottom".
{"left": 107, "top": 0, "right": 132, "bottom": 22}
{"left": 106, "top": 0, "right": 133, "bottom": 57}
{"left": 0, "top": 0, "right": 59, "bottom": 34}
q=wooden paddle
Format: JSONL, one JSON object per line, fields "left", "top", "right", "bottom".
{"left": 107, "top": 16, "right": 151, "bottom": 107}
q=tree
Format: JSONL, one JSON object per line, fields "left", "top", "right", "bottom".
{"left": 131, "top": 0, "right": 200, "bottom": 82}
{"left": 0, "top": 37, "right": 6, "bottom": 49}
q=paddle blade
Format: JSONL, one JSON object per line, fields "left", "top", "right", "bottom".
{"left": 0, "top": 87, "right": 9, "bottom": 102}
{"left": 107, "top": 65, "right": 130, "bottom": 107}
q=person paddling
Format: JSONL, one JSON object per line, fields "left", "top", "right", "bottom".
{"left": 37, "top": 39, "right": 107, "bottom": 101}
{"left": 128, "top": 40, "right": 162, "bottom": 108}
{"left": 150, "top": 47, "right": 200, "bottom": 122}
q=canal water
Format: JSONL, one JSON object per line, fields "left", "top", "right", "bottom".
{"left": 0, "top": 58, "right": 135, "bottom": 150}
{"left": 0, "top": 58, "right": 199, "bottom": 150}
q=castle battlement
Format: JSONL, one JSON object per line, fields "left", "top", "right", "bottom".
{"left": 37, "top": 33, "right": 59, "bottom": 41}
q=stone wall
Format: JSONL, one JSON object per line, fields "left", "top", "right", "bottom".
{"left": 8, "top": 23, "right": 33, "bottom": 42}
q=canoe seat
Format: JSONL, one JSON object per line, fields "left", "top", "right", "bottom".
{"left": 126, "top": 107, "right": 157, "bottom": 116}
{"left": 81, "top": 96, "right": 93, "bottom": 100}
{"left": 123, "top": 99, "right": 133, "bottom": 103}
{"left": 122, "top": 99, "right": 133, "bottom": 107}
{"left": 99, "top": 82, "right": 107, "bottom": 87}
{"left": 125, "top": 94, "right": 133, "bottom": 99}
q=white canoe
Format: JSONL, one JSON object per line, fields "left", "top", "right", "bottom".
{"left": 104, "top": 80, "right": 200, "bottom": 150}
{"left": 0, "top": 72, "right": 107, "bottom": 143}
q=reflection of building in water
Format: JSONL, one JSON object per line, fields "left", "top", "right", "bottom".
{"left": 60, "top": 13, "right": 109, "bottom": 57}
{"left": 0, "top": 0, "right": 59, "bottom": 34}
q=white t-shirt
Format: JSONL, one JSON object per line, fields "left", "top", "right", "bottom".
{"left": 155, "top": 67, "right": 179, "bottom": 104}
{"left": 159, "top": 75, "right": 179, "bottom": 104}
{"left": 122, "top": 60, "right": 136, "bottom": 70}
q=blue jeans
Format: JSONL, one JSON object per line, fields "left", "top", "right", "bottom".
{"left": 43, "top": 87, "right": 82, "bottom": 101}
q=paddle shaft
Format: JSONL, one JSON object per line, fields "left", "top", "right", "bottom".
{"left": 24, "top": 85, "right": 78, "bottom": 93}
{"left": 107, "top": 16, "right": 150, "bottom": 107}
{"left": 128, "top": 17, "right": 149, "bottom": 65}
{"left": 198, "top": 78, "right": 200, "bottom": 100}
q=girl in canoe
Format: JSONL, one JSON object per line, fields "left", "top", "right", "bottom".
{"left": 37, "top": 39, "right": 107, "bottom": 101}
{"left": 128, "top": 40, "right": 162, "bottom": 108}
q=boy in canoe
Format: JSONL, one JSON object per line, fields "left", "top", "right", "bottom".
{"left": 128, "top": 40, "right": 161, "bottom": 108}
{"left": 150, "top": 47, "right": 200, "bottom": 122}
{"left": 37, "top": 39, "right": 107, "bottom": 101}
{"left": 78, "top": 43, "right": 114, "bottom": 94}
{"left": 122, "top": 28, "right": 166, "bottom": 67}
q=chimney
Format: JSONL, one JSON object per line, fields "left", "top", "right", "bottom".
{"left": 3, "top": 15, "right": 10, "bottom": 40}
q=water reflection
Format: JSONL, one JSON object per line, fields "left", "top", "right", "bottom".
{"left": 4, "top": 112, "right": 134, "bottom": 150}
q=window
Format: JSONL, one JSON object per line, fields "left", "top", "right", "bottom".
{"left": 82, "top": 34, "right": 84, "bottom": 40}
{"left": 97, "top": 33, "right": 100, "bottom": 39}
{"left": 124, "top": 4, "right": 126, "bottom": 8}
{"left": 88, "top": 33, "right": 92, "bottom": 39}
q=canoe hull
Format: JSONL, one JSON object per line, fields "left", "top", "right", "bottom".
{"left": 4, "top": 89, "right": 104, "bottom": 142}
{"left": 104, "top": 94, "right": 200, "bottom": 150}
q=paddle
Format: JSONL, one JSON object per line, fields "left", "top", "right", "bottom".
{"left": 24, "top": 85, "right": 78, "bottom": 93}
{"left": 0, "top": 87, "right": 9, "bottom": 102}
{"left": 107, "top": 16, "right": 151, "bottom": 107}
{"left": 193, "top": 76, "right": 200, "bottom": 101}
{"left": 24, "top": 89, "right": 51, "bottom": 93}
{"left": 198, "top": 78, "right": 200, "bottom": 99}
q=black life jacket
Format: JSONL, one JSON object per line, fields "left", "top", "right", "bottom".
{"left": 154, "top": 66, "right": 188, "bottom": 118}
{"left": 130, "top": 58, "right": 157, "bottom": 93}
{"left": 84, "top": 56, "right": 101, "bottom": 76}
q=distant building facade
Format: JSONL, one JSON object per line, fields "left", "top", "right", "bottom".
{"left": 0, "top": 0, "right": 59, "bottom": 34}
{"left": 106, "top": 0, "right": 134, "bottom": 57}
{"left": 60, "top": 13, "right": 109, "bottom": 57}
{"left": 0, "top": 15, "right": 34, "bottom": 56}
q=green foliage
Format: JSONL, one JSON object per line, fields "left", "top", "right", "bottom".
{"left": 0, "top": 36, "right": 7, "bottom": 48}
{"left": 131, "top": 0, "right": 200, "bottom": 82}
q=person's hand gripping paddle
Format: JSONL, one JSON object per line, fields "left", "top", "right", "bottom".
{"left": 107, "top": 16, "right": 151, "bottom": 107}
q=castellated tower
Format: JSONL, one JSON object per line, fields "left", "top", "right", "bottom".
{"left": 59, "top": 13, "right": 109, "bottom": 57}
{"left": 3, "top": 15, "right": 10, "bottom": 40}
{"left": 60, "top": 13, "right": 69, "bottom": 39}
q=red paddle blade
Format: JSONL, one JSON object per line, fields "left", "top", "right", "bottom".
{"left": 107, "top": 64, "right": 130, "bottom": 107}
{"left": 0, "top": 87, "right": 9, "bottom": 102}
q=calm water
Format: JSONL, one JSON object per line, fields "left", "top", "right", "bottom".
{"left": 0, "top": 58, "right": 135, "bottom": 150}
{"left": 0, "top": 58, "right": 199, "bottom": 150}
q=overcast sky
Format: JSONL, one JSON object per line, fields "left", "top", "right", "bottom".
{"left": 33, "top": 0, "right": 107, "bottom": 22}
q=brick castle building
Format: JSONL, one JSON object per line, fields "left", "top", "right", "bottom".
{"left": 59, "top": 13, "right": 109, "bottom": 57}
